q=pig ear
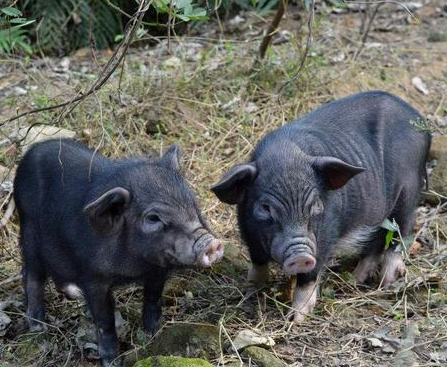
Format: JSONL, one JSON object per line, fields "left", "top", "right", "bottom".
{"left": 83, "top": 187, "right": 131, "bottom": 235}
{"left": 211, "top": 163, "right": 257, "bottom": 204}
{"left": 313, "top": 156, "right": 365, "bottom": 190}
{"left": 159, "top": 144, "right": 182, "bottom": 171}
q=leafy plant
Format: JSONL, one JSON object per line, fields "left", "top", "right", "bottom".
{"left": 0, "top": 6, "right": 34, "bottom": 55}
{"left": 152, "top": 0, "right": 208, "bottom": 22}
{"left": 20, "top": 0, "right": 124, "bottom": 55}
{"left": 380, "top": 218, "right": 414, "bottom": 250}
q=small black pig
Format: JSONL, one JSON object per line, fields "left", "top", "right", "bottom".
{"left": 14, "top": 139, "right": 223, "bottom": 366}
{"left": 211, "top": 91, "right": 430, "bottom": 322}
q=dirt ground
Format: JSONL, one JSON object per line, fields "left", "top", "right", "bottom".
{"left": 1, "top": 1, "right": 447, "bottom": 366}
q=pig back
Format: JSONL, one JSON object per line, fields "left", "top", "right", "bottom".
{"left": 259, "top": 91, "right": 430, "bottom": 228}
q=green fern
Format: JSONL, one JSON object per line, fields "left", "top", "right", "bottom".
{"left": 20, "top": 0, "right": 123, "bottom": 55}
{"left": 0, "top": 6, "right": 34, "bottom": 55}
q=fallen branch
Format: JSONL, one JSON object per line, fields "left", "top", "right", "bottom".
{"left": 0, "top": 0, "right": 152, "bottom": 129}
{"left": 259, "top": 0, "right": 289, "bottom": 59}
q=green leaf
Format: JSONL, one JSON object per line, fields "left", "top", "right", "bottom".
{"left": 114, "top": 34, "right": 124, "bottom": 42}
{"left": 175, "top": 0, "right": 192, "bottom": 9}
{"left": 12, "top": 19, "right": 36, "bottom": 28}
{"left": 381, "top": 218, "right": 399, "bottom": 232}
{"left": 1, "top": 7, "right": 22, "bottom": 17}
{"left": 385, "top": 230, "right": 394, "bottom": 250}
{"left": 9, "top": 17, "right": 27, "bottom": 24}
{"left": 176, "top": 14, "right": 190, "bottom": 21}
{"left": 184, "top": 4, "right": 193, "bottom": 15}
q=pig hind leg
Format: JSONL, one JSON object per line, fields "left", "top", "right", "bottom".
{"left": 353, "top": 228, "right": 388, "bottom": 284}
{"left": 380, "top": 190, "right": 418, "bottom": 287}
{"left": 20, "top": 221, "right": 47, "bottom": 332}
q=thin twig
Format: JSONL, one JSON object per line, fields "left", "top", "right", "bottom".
{"left": 277, "top": 0, "right": 315, "bottom": 95}
{"left": 353, "top": 3, "right": 383, "bottom": 60}
{"left": 259, "top": 0, "right": 289, "bottom": 59}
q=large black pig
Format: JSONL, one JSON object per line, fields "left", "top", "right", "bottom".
{"left": 14, "top": 139, "right": 223, "bottom": 366}
{"left": 211, "top": 91, "right": 430, "bottom": 322}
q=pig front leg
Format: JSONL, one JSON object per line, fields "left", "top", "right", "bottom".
{"left": 83, "top": 284, "right": 120, "bottom": 367}
{"left": 247, "top": 244, "right": 270, "bottom": 284}
{"left": 291, "top": 272, "right": 318, "bottom": 322}
{"left": 142, "top": 268, "right": 169, "bottom": 336}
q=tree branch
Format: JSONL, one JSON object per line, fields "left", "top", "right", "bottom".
{"left": 259, "top": 0, "right": 289, "bottom": 59}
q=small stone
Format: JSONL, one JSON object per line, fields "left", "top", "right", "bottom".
{"left": 18, "top": 125, "right": 76, "bottom": 152}
{"left": 229, "top": 15, "right": 245, "bottom": 25}
{"left": 242, "top": 346, "right": 286, "bottom": 367}
{"left": 365, "top": 42, "right": 382, "bottom": 49}
{"left": 244, "top": 102, "right": 258, "bottom": 113}
{"left": 163, "top": 56, "right": 181, "bottom": 69}
{"left": 60, "top": 57, "right": 70, "bottom": 70}
{"left": 411, "top": 76, "right": 429, "bottom": 95}
{"left": 331, "top": 52, "right": 345, "bottom": 63}
{"left": 233, "top": 329, "right": 275, "bottom": 351}
{"left": 150, "top": 323, "right": 220, "bottom": 359}
{"left": 14, "top": 86, "right": 27, "bottom": 96}
{"left": 133, "top": 356, "right": 213, "bottom": 367}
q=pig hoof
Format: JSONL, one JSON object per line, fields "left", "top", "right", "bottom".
{"left": 380, "top": 250, "right": 406, "bottom": 288}
{"left": 290, "top": 281, "right": 317, "bottom": 323}
{"left": 29, "top": 321, "right": 47, "bottom": 333}
{"left": 144, "top": 320, "right": 161, "bottom": 338}
{"left": 101, "top": 358, "right": 123, "bottom": 367}
{"left": 353, "top": 255, "right": 380, "bottom": 284}
{"left": 143, "top": 311, "right": 162, "bottom": 337}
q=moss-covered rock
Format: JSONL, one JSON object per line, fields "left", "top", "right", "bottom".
{"left": 150, "top": 323, "right": 220, "bottom": 359}
{"left": 242, "top": 346, "right": 286, "bottom": 367}
{"left": 133, "top": 356, "right": 213, "bottom": 367}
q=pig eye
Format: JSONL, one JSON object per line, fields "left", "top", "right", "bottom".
{"left": 142, "top": 213, "right": 164, "bottom": 232}
{"left": 254, "top": 202, "right": 273, "bottom": 221}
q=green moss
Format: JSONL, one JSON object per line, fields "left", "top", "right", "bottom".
{"left": 133, "top": 356, "right": 213, "bottom": 367}
{"left": 242, "top": 346, "right": 286, "bottom": 367}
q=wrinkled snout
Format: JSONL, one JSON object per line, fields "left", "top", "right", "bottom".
{"left": 283, "top": 242, "right": 316, "bottom": 276}
{"left": 195, "top": 235, "right": 224, "bottom": 267}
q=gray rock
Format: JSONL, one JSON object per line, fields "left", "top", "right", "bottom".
{"left": 18, "top": 125, "right": 76, "bottom": 152}
{"left": 242, "top": 346, "right": 286, "bottom": 367}
{"left": 150, "top": 323, "right": 220, "bottom": 360}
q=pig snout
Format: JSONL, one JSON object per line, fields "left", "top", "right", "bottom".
{"left": 283, "top": 243, "right": 316, "bottom": 276}
{"left": 195, "top": 234, "right": 224, "bottom": 267}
